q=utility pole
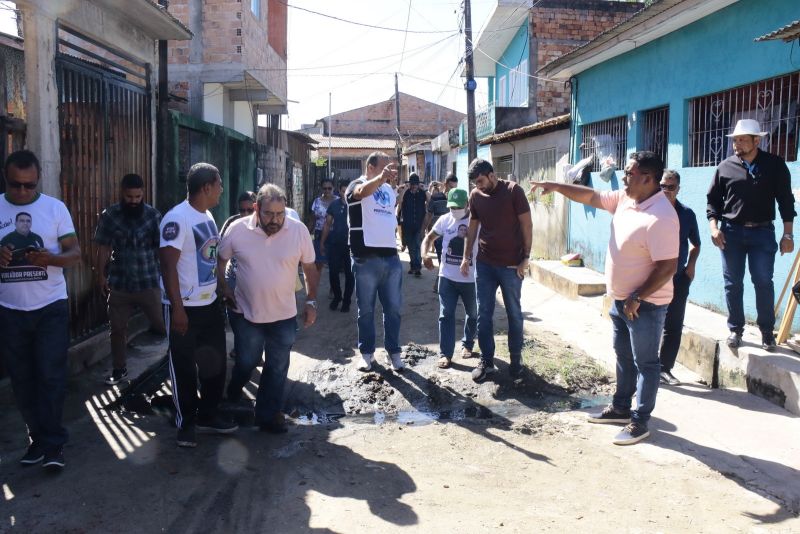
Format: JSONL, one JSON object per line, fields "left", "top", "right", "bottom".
{"left": 328, "top": 92, "right": 332, "bottom": 181}
{"left": 394, "top": 72, "right": 402, "bottom": 175}
{"left": 463, "top": 0, "right": 477, "bottom": 163}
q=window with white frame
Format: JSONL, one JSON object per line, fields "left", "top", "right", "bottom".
{"left": 251, "top": 0, "right": 261, "bottom": 19}
{"left": 688, "top": 71, "right": 799, "bottom": 167}
{"left": 519, "top": 147, "right": 557, "bottom": 185}
{"left": 580, "top": 116, "right": 627, "bottom": 171}
{"left": 495, "top": 154, "right": 513, "bottom": 178}
{"left": 508, "top": 59, "right": 528, "bottom": 107}
{"left": 498, "top": 75, "right": 507, "bottom": 107}
{"left": 642, "top": 106, "right": 669, "bottom": 164}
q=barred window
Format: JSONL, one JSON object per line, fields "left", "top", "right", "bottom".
{"left": 688, "top": 71, "right": 799, "bottom": 167}
{"left": 519, "top": 147, "right": 557, "bottom": 184}
{"left": 642, "top": 106, "right": 669, "bottom": 164}
{"left": 495, "top": 154, "right": 513, "bottom": 178}
{"left": 580, "top": 116, "right": 627, "bottom": 171}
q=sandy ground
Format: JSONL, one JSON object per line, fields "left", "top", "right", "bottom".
{"left": 1, "top": 259, "right": 798, "bottom": 533}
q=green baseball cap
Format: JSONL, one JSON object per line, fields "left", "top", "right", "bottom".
{"left": 447, "top": 188, "right": 468, "bottom": 208}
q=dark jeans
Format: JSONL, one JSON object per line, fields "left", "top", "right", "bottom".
{"left": 353, "top": 254, "right": 403, "bottom": 356}
{"left": 166, "top": 301, "right": 227, "bottom": 429}
{"left": 720, "top": 222, "right": 778, "bottom": 334}
{"left": 659, "top": 272, "right": 692, "bottom": 372}
{"left": 328, "top": 242, "right": 354, "bottom": 304}
{"left": 609, "top": 299, "right": 668, "bottom": 426}
{"left": 404, "top": 227, "right": 423, "bottom": 271}
{"left": 438, "top": 277, "right": 477, "bottom": 357}
{"left": 0, "top": 299, "right": 70, "bottom": 450}
{"left": 226, "top": 316, "right": 297, "bottom": 424}
{"left": 434, "top": 236, "right": 443, "bottom": 263}
{"left": 476, "top": 260, "right": 523, "bottom": 366}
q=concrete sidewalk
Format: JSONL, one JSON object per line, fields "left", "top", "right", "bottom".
{"left": 520, "top": 277, "right": 800, "bottom": 513}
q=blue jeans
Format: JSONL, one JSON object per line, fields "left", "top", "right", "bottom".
{"left": 0, "top": 299, "right": 70, "bottom": 449}
{"left": 404, "top": 228, "right": 423, "bottom": 271}
{"left": 609, "top": 299, "right": 668, "bottom": 426}
{"left": 720, "top": 222, "right": 777, "bottom": 334}
{"left": 352, "top": 255, "right": 403, "bottom": 355}
{"left": 476, "top": 260, "right": 523, "bottom": 366}
{"left": 226, "top": 316, "right": 297, "bottom": 424}
{"left": 438, "top": 277, "right": 477, "bottom": 357}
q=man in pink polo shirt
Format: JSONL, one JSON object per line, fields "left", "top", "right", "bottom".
{"left": 217, "top": 184, "right": 319, "bottom": 434}
{"left": 533, "top": 151, "right": 678, "bottom": 445}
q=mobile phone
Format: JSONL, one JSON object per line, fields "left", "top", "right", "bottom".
{"left": 11, "top": 245, "right": 39, "bottom": 259}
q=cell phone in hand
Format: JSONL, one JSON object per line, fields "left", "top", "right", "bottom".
{"left": 11, "top": 245, "right": 39, "bottom": 259}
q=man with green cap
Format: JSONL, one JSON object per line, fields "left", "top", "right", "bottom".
{"left": 422, "top": 188, "right": 479, "bottom": 368}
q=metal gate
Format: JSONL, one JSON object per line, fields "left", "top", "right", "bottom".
{"left": 56, "top": 26, "right": 152, "bottom": 342}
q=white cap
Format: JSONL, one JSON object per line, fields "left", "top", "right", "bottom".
{"left": 726, "top": 119, "right": 768, "bottom": 137}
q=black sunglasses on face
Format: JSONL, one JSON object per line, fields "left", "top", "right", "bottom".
{"left": 660, "top": 184, "right": 678, "bottom": 191}
{"left": 7, "top": 181, "right": 37, "bottom": 190}
{"left": 322, "top": 187, "right": 333, "bottom": 191}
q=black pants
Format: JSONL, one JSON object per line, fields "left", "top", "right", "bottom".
{"left": 328, "top": 242, "right": 354, "bottom": 304}
{"left": 165, "top": 301, "right": 227, "bottom": 429}
{"left": 659, "top": 272, "right": 692, "bottom": 372}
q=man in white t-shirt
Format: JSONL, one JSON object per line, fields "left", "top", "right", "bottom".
{"left": 218, "top": 184, "right": 319, "bottom": 434}
{"left": 0, "top": 150, "right": 81, "bottom": 470}
{"left": 159, "top": 162, "right": 238, "bottom": 448}
{"left": 422, "top": 189, "right": 479, "bottom": 368}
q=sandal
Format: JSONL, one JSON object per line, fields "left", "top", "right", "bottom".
{"left": 437, "top": 356, "right": 451, "bottom": 369}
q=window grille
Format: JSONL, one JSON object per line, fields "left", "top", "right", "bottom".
{"left": 580, "top": 116, "right": 627, "bottom": 171}
{"left": 519, "top": 147, "right": 557, "bottom": 184}
{"left": 688, "top": 71, "right": 799, "bottom": 166}
{"left": 495, "top": 154, "right": 513, "bottom": 178}
{"left": 642, "top": 106, "right": 669, "bottom": 164}
{"left": 508, "top": 59, "right": 528, "bottom": 107}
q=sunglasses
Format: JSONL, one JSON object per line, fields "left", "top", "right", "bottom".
{"left": 659, "top": 184, "right": 678, "bottom": 192}
{"left": 7, "top": 180, "right": 37, "bottom": 190}
{"left": 322, "top": 187, "right": 333, "bottom": 191}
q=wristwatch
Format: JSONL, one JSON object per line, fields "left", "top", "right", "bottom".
{"left": 629, "top": 292, "right": 642, "bottom": 303}
{"left": 305, "top": 300, "right": 317, "bottom": 309}
{"left": 782, "top": 234, "right": 793, "bottom": 240}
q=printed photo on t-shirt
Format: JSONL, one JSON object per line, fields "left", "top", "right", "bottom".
{"left": 0, "top": 211, "right": 47, "bottom": 282}
{"left": 445, "top": 224, "right": 468, "bottom": 266}
{"left": 193, "top": 220, "right": 219, "bottom": 286}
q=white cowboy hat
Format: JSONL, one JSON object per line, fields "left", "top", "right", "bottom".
{"left": 726, "top": 119, "right": 768, "bottom": 137}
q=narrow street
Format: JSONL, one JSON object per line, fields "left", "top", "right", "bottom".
{"left": 1, "top": 253, "right": 798, "bottom": 533}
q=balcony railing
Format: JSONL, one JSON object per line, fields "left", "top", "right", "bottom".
{"left": 459, "top": 101, "right": 496, "bottom": 144}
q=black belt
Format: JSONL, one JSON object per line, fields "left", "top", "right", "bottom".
{"left": 740, "top": 221, "right": 772, "bottom": 228}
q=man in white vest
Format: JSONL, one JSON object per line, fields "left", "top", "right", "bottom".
{"left": 346, "top": 152, "right": 404, "bottom": 372}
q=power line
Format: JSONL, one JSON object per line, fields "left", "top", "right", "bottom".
{"left": 399, "top": 0, "right": 413, "bottom": 71}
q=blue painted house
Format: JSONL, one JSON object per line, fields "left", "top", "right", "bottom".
{"left": 540, "top": 0, "right": 800, "bottom": 324}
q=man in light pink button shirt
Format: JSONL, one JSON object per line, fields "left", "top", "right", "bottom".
{"left": 217, "top": 184, "right": 319, "bottom": 434}
{"left": 533, "top": 151, "right": 678, "bottom": 445}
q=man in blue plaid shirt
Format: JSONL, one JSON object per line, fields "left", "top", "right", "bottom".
{"left": 94, "top": 174, "right": 165, "bottom": 385}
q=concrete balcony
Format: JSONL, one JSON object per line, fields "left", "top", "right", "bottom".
{"left": 459, "top": 101, "right": 537, "bottom": 144}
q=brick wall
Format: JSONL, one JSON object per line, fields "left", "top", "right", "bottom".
{"left": 326, "top": 92, "right": 465, "bottom": 139}
{"left": 531, "top": 0, "right": 643, "bottom": 121}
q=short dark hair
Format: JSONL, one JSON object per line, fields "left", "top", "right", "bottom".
{"left": 366, "top": 151, "right": 391, "bottom": 169}
{"left": 467, "top": 159, "right": 493, "bottom": 180}
{"left": 445, "top": 173, "right": 458, "bottom": 183}
{"left": 5, "top": 150, "right": 41, "bottom": 180}
{"left": 187, "top": 163, "right": 220, "bottom": 196}
{"left": 15, "top": 212, "right": 31, "bottom": 221}
{"left": 320, "top": 178, "right": 333, "bottom": 186}
{"left": 121, "top": 173, "right": 144, "bottom": 190}
{"left": 662, "top": 169, "right": 680, "bottom": 184}
{"left": 629, "top": 151, "right": 664, "bottom": 181}
{"left": 237, "top": 191, "right": 256, "bottom": 203}
{"left": 338, "top": 180, "right": 350, "bottom": 189}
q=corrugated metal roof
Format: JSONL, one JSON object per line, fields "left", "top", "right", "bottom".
{"left": 755, "top": 20, "right": 800, "bottom": 43}
{"left": 479, "top": 114, "right": 570, "bottom": 145}
{"left": 309, "top": 134, "right": 397, "bottom": 149}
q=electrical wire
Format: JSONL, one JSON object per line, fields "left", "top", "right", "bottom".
{"left": 399, "top": 0, "right": 413, "bottom": 71}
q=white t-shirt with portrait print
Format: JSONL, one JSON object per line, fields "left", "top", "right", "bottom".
{"left": 432, "top": 212, "right": 479, "bottom": 283}
{"left": 159, "top": 200, "right": 219, "bottom": 307}
{"left": 0, "top": 193, "right": 76, "bottom": 310}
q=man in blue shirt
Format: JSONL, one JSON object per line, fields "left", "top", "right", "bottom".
{"left": 659, "top": 170, "right": 700, "bottom": 385}
{"left": 320, "top": 180, "right": 354, "bottom": 312}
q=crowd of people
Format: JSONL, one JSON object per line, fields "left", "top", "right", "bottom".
{"left": 0, "top": 117, "right": 793, "bottom": 469}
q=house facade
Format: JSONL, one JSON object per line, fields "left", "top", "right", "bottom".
{"left": 540, "top": 0, "right": 800, "bottom": 322}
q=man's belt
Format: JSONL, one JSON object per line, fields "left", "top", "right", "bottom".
{"left": 740, "top": 221, "right": 772, "bottom": 228}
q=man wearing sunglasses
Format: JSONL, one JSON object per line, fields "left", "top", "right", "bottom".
{"left": 657, "top": 171, "right": 700, "bottom": 385}
{"left": 0, "top": 150, "right": 81, "bottom": 470}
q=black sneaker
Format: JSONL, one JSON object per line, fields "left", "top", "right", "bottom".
{"left": 726, "top": 332, "right": 742, "bottom": 348}
{"left": 587, "top": 405, "right": 631, "bottom": 424}
{"left": 509, "top": 356, "right": 522, "bottom": 378}
{"left": 329, "top": 298, "right": 341, "bottom": 311}
{"left": 259, "top": 413, "right": 288, "bottom": 434}
{"left": 613, "top": 422, "right": 650, "bottom": 445}
{"left": 659, "top": 371, "right": 680, "bottom": 386}
{"left": 414, "top": 270, "right": 422, "bottom": 278}
{"left": 197, "top": 416, "right": 239, "bottom": 435}
{"left": 762, "top": 333, "right": 777, "bottom": 352}
{"left": 471, "top": 360, "right": 496, "bottom": 383}
{"left": 20, "top": 442, "right": 45, "bottom": 466}
{"left": 104, "top": 367, "right": 128, "bottom": 385}
{"left": 340, "top": 302, "right": 350, "bottom": 313}
{"left": 42, "top": 447, "right": 65, "bottom": 471}
{"left": 176, "top": 425, "right": 197, "bottom": 448}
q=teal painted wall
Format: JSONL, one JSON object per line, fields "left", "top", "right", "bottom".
{"left": 492, "top": 24, "right": 528, "bottom": 107}
{"left": 569, "top": 0, "right": 800, "bottom": 326}
{"left": 457, "top": 145, "right": 491, "bottom": 190}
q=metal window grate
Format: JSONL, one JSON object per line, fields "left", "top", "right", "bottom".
{"left": 688, "top": 71, "right": 800, "bottom": 167}
{"left": 519, "top": 147, "right": 557, "bottom": 184}
{"left": 495, "top": 154, "right": 513, "bottom": 178}
{"left": 642, "top": 106, "right": 669, "bottom": 164}
{"left": 580, "top": 116, "right": 627, "bottom": 171}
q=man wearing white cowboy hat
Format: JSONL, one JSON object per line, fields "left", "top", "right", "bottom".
{"left": 707, "top": 118, "right": 796, "bottom": 351}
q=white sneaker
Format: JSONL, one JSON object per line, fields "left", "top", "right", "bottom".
{"left": 357, "top": 353, "right": 374, "bottom": 372}
{"left": 388, "top": 352, "right": 405, "bottom": 372}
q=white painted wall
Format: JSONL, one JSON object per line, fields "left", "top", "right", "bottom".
{"left": 233, "top": 101, "right": 254, "bottom": 137}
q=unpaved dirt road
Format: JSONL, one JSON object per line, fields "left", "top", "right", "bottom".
{"left": 1, "top": 262, "right": 797, "bottom": 533}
